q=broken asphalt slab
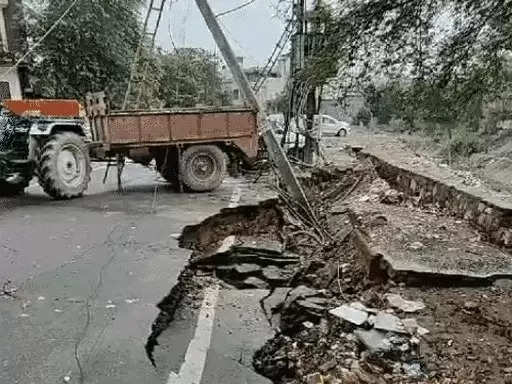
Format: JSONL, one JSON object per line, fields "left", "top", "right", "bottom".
{"left": 153, "top": 288, "right": 274, "bottom": 384}
{"left": 0, "top": 165, "right": 276, "bottom": 384}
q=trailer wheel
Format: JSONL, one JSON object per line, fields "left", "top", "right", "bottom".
{"left": 155, "top": 148, "right": 179, "bottom": 185}
{"left": 180, "top": 145, "right": 226, "bottom": 192}
{"left": 0, "top": 179, "right": 28, "bottom": 196}
{"left": 38, "top": 132, "right": 92, "bottom": 199}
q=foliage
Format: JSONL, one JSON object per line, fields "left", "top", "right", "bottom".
{"left": 353, "top": 106, "right": 371, "bottom": 127}
{"left": 308, "top": 0, "right": 512, "bottom": 130}
{"left": 441, "top": 126, "right": 486, "bottom": 159}
{"left": 25, "top": 0, "right": 143, "bottom": 105}
{"left": 157, "top": 48, "right": 228, "bottom": 108}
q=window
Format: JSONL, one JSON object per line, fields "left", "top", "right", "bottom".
{"left": 0, "top": 81, "right": 11, "bottom": 100}
{"left": 233, "top": 89, "right": 240, "bottom": 100}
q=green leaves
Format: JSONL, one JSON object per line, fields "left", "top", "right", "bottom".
{"left": 157, "top": 49, "right": 227, "bottom": 108}
{"left": 26, "top": 0, "right": 143, "bottom": 104}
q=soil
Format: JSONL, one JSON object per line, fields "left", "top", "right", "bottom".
{"left": 252, "top": 154, "right": 512, "bottom": 384}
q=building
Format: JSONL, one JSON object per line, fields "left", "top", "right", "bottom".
{"left": 0, "top": 0, "right": 30, "bottom": 100}
{"left": 221, "top": 55, "right": 289, "bottom": 112}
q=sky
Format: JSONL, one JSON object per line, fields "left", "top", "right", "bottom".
{"left": 154, "top": 0, "right": 289, "bottom": 66}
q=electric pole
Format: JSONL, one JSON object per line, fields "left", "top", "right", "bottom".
{"left": 194, "top": 0, "right": 313, "bottom": 215}
{"left": 290, "top": 0, "right": 319, "bottom": 164}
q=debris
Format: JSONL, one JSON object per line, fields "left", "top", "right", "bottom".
{"left": 234, "top": 263, "right": 261, "bottom": 275}
{"left": 303, "top": 321, "right": 314, "bottom": 329}
{"left": 402, "top": 363, "right": 422, "bottom": 378}
{"left": 243, "top": 277, "right": 269, "bottom": 289}
{"left": 262, "top": 288, "right": 291, "bottom": 316}
{"left": 63, "top": 374, "right": 71, "bottom": 383}
{"left": 350, "top": 301, "right": 378, "bottom": 314}
{"left": 0, "top": 281, "right": 17, "bottom": 298}
{"left": 354, "top": 329, "right": 392, "bottom": 354}
{"left": 125, "top": 298, "right": 140, "bottom": 304}
{"left": 380, "top": 189, "right": 402, "bottom": 205}
{"left": 37, "top": 296, "right": 46, "bottom": 301}
{"left": 463, "top": 301, "right": 479, "bottom": 311}
{"left": 105, "top": 304, "right": 116, "bottom": 309}
{"left": 408, "top": 242, "right": 424, "bottom": 250}
{"left": 306, "top": 373, "right": 323, "bottom": 384}
{"left": 262, "top": 265, "right": 293, "bottom": 283}
{"left": 402, "top": 318, "right": 419, "bottom": 334}
{"left": 285, "top": 285, "right": 322, "bottom": 306}
{"left": 385, "top": 294, "right": 426, "bottom": 313}
{"left": 329, "top": 304, "right": 368, "bottom": 326}
{"left": 297, "top": 297, "right": 329, "bottom": 312}
{"left": 494, "top": 279, "right": 512, "bottom": 290}
{"left": 372, "top": 312, "right": 407, "bottom": 334}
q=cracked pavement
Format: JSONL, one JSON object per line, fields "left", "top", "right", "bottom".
{"left": 0, "top": 163, "right": 270, "bottom": 384}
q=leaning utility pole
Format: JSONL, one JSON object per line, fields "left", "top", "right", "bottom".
{"left": 194, "top": 0, "right": 312, "bottom": 213}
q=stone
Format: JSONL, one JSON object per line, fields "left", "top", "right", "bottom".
{"left": 403, "top": 363, "right": 422, "bottom": 378}
{"left": 298, "top": 297, "right": 329, "bottom": 312}
{"left": 319, "top": 359, "right": 337, "bottom": 373}
{"left": 243, "top": 277, "right": 269, "bottom": 289}
{"left": 234, "top": 263, "right": 262, "bottom": 275}
{"left": 285, "top": 285, "right": 321, "bottom": 306}
{"left": 385, "top": 294, "right": 426, "bottom": 313}
{"left": 350, "top": 301, "right": 378, "bottom": 314}
{"left": 303, "top": 321, "right": 315, "bottom": 329}
{"left": 306, "top": 373, "right": 323, "bottom": 384}
{"left": 373, "top": 312, "right": 407, "bottom": 334}
{"left": 494, "top": 279, "right": 512, "bottom": 290}
{"left": 402, "top": 318, "right": 419, "bottom": 334}
{"left": 463, "top": 301, "right": 479, "bottom": 311}
{"left": 329, "top": 304, "right": 369, "bottom": 326}
{"left": 354, "top": 329, "right": 392, "bottom": 354}
{"left": 262, "top": 287, "right": 291, "bottom": 316}
{"left": 262, "top": 265, "right": 292, "bottom": 282}
{"left": 409, "top": 242, "right": 424, "bottom": 251}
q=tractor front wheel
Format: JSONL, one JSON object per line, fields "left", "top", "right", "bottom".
{"left": 38, "top": 132, "right": 91, "bottom": 199}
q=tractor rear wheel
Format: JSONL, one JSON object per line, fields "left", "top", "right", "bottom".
{"left": 38, "top": 132, "right": 91, "bottom": 199}
{"left": 180, "top": 145, "right": 226, "bottom": 192}
{"left": 0, "top": 179, "right": 28, "bottom": 196}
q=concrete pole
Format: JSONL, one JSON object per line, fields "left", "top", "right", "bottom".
{"left": 194, "top": 0, "right": 313, "bottom": 213}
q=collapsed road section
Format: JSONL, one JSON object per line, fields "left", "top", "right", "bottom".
{"left": 147, "top": 150, "right": 512, "bottom": 384}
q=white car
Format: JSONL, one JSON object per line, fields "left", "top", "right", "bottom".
{"left": 315, "top": 115, "right": 351, "bottom": 137}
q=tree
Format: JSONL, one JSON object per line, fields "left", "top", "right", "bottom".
{"left": 318, "top": 0, "right": 512, "bottom": 126}
{"left": 157, "top": 48, "right": 227, "bottom": 108}
{"left": 25, "top": 0, "right": 143, "bottom": 105}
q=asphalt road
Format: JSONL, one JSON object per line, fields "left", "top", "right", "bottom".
{"left": 0, "top": 163, "right": 272, "bottom": 384}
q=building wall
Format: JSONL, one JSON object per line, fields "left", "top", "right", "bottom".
{"left": 0, "top": 0, "right": 26, "bottom": 100}
{"left": 221, "top": 55, "right": 289, "bottom": 111}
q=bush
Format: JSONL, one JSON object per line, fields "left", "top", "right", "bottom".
{"left": 442, "top": 127, "right": 486, "bottom": 159}
{"left": 353, "top": 107, "right": 372, "bottom": 127}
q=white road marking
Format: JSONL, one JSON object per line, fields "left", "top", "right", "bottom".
{"left": 167, "top": 286, "right": 220, "bottom": 384}
{"left": 167, "top": 186, "right": 242, "bottom": 384}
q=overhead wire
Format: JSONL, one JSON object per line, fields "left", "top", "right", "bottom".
{"left": 215, "top": 0, "right": 257, "bottom": 18}
{"left": 0, "top": 0, "right": 82, "bottom": 80}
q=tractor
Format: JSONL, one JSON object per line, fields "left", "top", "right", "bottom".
{"left": 0, "top": 99, "right": 91, "bottom": 199}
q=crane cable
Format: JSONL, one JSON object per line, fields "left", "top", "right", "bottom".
{"left": 0, "top": 0, "right": 82, "bottom": 81}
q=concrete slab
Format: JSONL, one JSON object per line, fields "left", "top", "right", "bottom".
{"left": 351, "top": 200, "right": 512, "bottom": 282}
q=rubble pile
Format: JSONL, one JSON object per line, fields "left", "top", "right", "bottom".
{"left": 252, "top": 163, "right": 512, "bottom": 384}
